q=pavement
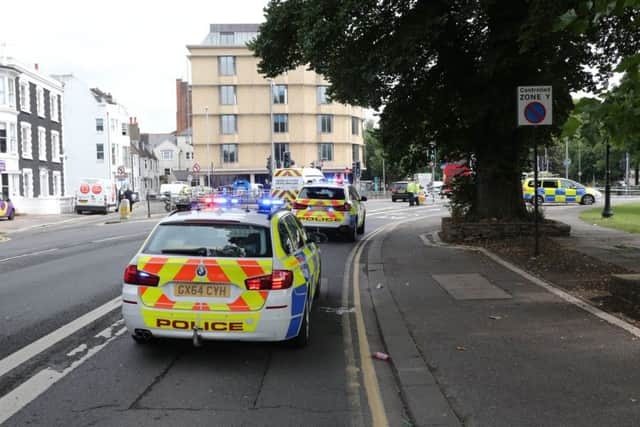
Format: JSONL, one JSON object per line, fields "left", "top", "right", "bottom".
{"left": 363, "top": 215, "right": 640, "bottom": 426}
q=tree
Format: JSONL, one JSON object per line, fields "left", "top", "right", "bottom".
{"left": 250, "top": 0, "right": 639, "bottom": 220}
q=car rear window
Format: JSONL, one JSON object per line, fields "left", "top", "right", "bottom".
{"left": 298, "top": 187, "right": 345, "bottom": 200}
{"left": 392, "top": 182, "right": 407, "bottom": 191}
{"left": 144, "top": 222, "right": 272, "bottom": 258}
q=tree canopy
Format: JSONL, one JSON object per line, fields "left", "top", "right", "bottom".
{"left": 251, "top": 0, "right": 639, "bottom": 220}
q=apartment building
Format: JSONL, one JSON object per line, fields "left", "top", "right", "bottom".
{"left": 1, "top": 58, "right": 67, "bottom": 214}
{"left": 53, "top": 75, "right": 131, "bottom": 195}
{"left": 187, "top": 24, "right": 365, "bottom": 186}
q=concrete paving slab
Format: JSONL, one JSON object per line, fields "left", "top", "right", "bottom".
{"left": 432, "top": 273, "right": 513, "bottom": 300}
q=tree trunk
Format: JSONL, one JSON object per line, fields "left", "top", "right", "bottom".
{"left": 635, "top": 161, "right": 639, "bottom": 186}
{"left": 472, "top": 132, "right": 528, "bottom": 221}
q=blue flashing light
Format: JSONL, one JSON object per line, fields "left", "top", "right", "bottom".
{"left": 272, "top": 199, "right": 284, "bottom": 205}
{"left": 214, "top": 197, "right": 227, "bottom": 204}
{"left": 260, "top": 199, "right": 272, "bottom": 206}
{"left": 231, "top": 198, "right": 239, "bottom": 204}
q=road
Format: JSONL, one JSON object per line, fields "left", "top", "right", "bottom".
{"left": 0, "top": 199, "right": 446, "bottom": 426}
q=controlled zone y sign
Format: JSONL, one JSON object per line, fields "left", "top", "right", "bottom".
{"left": 518, "top": 86, "right": 552, "bottom": 126}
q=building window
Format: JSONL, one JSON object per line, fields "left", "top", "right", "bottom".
{"left": 111, "top": 145, "right": 117, "bottom": 166}
{"left": 0, "top": 124, "right": 6, "bottom": 153}
{"left": 50, "top": 94, "right": 59, "bottom": 122}
{"left": 222, "top": 144, "right": 238, "bottom": 163}
{"left": 1, "top": 173, "right": 8, "bottom": 199}
{"left": 317, "top": 115, "right": 333, "bottom": 133}
{"left": 38, "top": 127, "right": 47, "bottom": 161}
{"left": 36, "top": 87, "right": 45, "bottom": 117}
{"left": 9, "top": 123, "right": 16, "bottom": 154}
{"left": 20, "top": 123, "right": 32, "bottom": 159}
{"left": 23, "top": 169, "right": 33, "bottom": 198}
{"left": 121, "top": 123, "right": 128, "bottom": 136}
{"left": 273, "top": 114, "right": 288, "bottom": 133}
{"left": 220, "top": 115, "right": 237, "bottom": 134}
{"left": 96, "top": 118, "right": 104, "bottom": 132}
{"left": 19, "top": 81, "right": 29, "bottom": 112}
{"left": 8, "top": 78, "right": 15, "bottom": 107}
{"left": 318, "top": 143, "right": 334, "bottom": 161}
{"left": 164, "top": 168, "right": 171, "bottom": 176}
{"left": 52, "top": 171, "right": 61, "bottom": 196}
{"left": 219, "top": 56, "right": 236, "bottom": 75}
{"left": 51, "top": 131, "right": 60, "bottom": 162}
{"left": 272, "top": 85, "right": 287, "bottom": 104}
{"left": 0, "top": 77, "right": 5, "bottom": 105}
{"left": 352, "top": 144, "right": 360, "bottom": 162}
{"left": 317, "top": 86, "right": 329, "bottom": 104}
{"left": 111, "top": 119, "right": 117, "bottom": 131}
{"left": 220, "top": 32, "right": 235, "bottom": 44}
{"left": 96, "top": 143, "right": 104, "bottom": 161}
{"left": 39, "top": 168, "right": 49, "bottom": 197}
{"left": 274, "top": 143, "right": 289, "bottom": 166}
{"left": 352, "top": 117, "right": 360, "bottom": 135}
{"left": 161, "top": 150, "right": 173, "bottom": 161}
{"left": 220, "top": 85, "right": 236, "bottom": 105}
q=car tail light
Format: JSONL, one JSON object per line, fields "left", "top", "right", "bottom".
{"left": 80, "top": 184, "right": 90, "bottom": 194}
{"left": 335, "top": 202, "right": 351, "bottom": 211}
{"left": 245, "top": 270, "right": 293, "bottom": 290}
{"left": 91, "top": 184, "right": 103, "bottom": 194}
{"left": 124, "top": 265, "right": 160, "bottom": 286}
{"left": 293, "top": 201, "right": 307, "bottom": 209}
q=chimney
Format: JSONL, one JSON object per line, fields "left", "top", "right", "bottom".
{"left": 34, "top": 63, "right": 39, "bottom": 71}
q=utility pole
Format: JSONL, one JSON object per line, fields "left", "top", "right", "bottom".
{"left": 205, "top": 106, "right": 212, "bottom": 187}
{"left": 382, "top": 157, "right": 386, "bottom": 195}
{"left": 268, "top": 78, "right": 275, "bottom": 173}
{"left": 578, "top": 139, "right": 582, "bottom": 183}
{"left": 564, "top": 137, "right": 569, "bottom": 179}
{"left": 625, "top": 151, "right": 630, "bottom": 195}
{"left": 602, "top": 137, "right": 613, "bottom": 218}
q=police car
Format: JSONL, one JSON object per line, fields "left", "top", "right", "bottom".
{"left": 292, "top": 183, "right": 367, "bottom": 242}
{"left": 122, "top": 200, "right": 321, "bottom": 348}
{"left": 523, "top": 178, "right": 601, "bottom": 205}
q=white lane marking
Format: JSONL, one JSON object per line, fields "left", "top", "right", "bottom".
{"left": 0, "top": 296, "right": 122, "bottom": 379}
{"left": 91, "top": 232, "right": 147, "bottom": 243}
{"left": 420, "top": 233, "right": 640, "bottom": 339}
{"left": 368, "top": 206, "right": 442, "bottom": 218}
{"left": 0, "top": 324, "right": 127, "bottom": 425}
{"left": 0, "top": 248, "right": 59, "bottom": 263}
{"left": 65, "top": 344, "right": 87, "bottom": 357}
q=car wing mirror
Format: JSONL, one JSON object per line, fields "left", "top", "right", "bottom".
{"left": 360, "top": 196, "right": 368, "bottom": 202}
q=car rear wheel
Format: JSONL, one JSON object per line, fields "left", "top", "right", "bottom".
{"left": 357, "top": 215, "right": 365, "bottom": 234}
{"left": 346, "top": 219, "right": 357, "bottom": 242}
{"left": 581, "top": 194, "right": 595, "bottom": 205}
{"left": 8, "top": 210, "right": 15, "bottom": 220}
{"left": 533, "top": 195, "right": 544, "bottom": 206}
{"left": 76, "top": 207, "right": 83, "bottom": 215}
{"left": 289, "top": 298, "right": 310, "bottom": 348}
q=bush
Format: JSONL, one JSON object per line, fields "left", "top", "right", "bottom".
{"left": 447, "top": 174, "right": 476, "bottom": 220}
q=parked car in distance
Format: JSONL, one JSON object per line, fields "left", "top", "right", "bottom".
{"left": 0, "top": 196, "right": 16, "bottom": 220}
{"left": 391, "top": 181, "right": 410, "bottom": 202}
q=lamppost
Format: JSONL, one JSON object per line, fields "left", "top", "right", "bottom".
{"left": 602, "top": 137, "right": 613, "bottom": 218}
{"left": 205, "top": 106, "right": 212, "bottom": 187}
{"left": 268, "top": 78, "right": 275, "bottom": 172}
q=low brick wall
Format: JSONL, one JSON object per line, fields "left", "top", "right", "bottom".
{"left": 440, "top": 217, "right": 571, "bottom": 242}
{"left": 609, "top": 274, "right": 640, "bottom": 305}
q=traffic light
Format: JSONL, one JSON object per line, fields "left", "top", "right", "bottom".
{"left": 266, "top": 155, "right": 272, "bottom": 175}
{"left": 283, "top": 151, "right": 291, "bottom": 168}
{"left": 354, "top": 161, "right": 361, "bottom": 178}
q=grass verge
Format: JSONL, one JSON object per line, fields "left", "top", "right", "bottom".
{"left": 579, "top": 203, "right": 640, "bottom": 234}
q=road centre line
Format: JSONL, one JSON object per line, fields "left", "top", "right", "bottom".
{"left": 0, "top": 322, "right": 127, "bottom": 425}
{"left": 91, "top": 232, "right": 148, "bottom": 243}
{"left": 0, "top": 248, "right": 59, "bottom": 263}
{"left": 0, "top": 296, "right": 122, "bottom": 379}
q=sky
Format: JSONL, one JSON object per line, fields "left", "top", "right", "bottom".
{"left": 0, "top": 0, "right": 270, "bottom": 133}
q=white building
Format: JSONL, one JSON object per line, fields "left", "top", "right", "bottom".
{"left": 145, "top": 132, "right": 194, "bottom": 183}
{"left": 53, "top": 74, "right": 132, "bottom": 195}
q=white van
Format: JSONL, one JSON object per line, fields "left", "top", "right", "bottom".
{"left": 76, "top": 178, "right": 118, "bottom": 214}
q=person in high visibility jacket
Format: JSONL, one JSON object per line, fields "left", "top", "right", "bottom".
{"left": 406, "top": 180, "right": 418, "bottom": 207}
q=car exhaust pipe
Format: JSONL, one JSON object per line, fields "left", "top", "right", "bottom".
{"left": 192, "top": 327, "right": 202, "bottom": 348}
{"left": 133, "top": 328, "right": 153, "bottom": 342}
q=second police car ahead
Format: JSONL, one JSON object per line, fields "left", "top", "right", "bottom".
{"left": 292, "top": 182, "right": 367, "bottom": 242}
{"left": 522, "top": 177, "right": 601, "bottom": 205}
{"left": 122, "top": 198, "right": 321, "bottom": 348}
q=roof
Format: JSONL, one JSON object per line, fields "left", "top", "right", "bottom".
{"left": 143, "top": 133, "right": 176, "bottom": 147}
{"left": 90, "top": 87, "right": 116, "bottom": 104}
{"left": 209, "top": 23, "right": 260, "bottom": 33}
{"left": 160, "top": 207, "right": 273, "bottom": 227}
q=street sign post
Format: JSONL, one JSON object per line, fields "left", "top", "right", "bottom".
{"left": 518, "top": 86, "right": 552, "bottom": 126}
{"left": 117, "top": 165, "right": 125, "bottom": 175}
{"left": 518, "top": 86, "right": 553, "bottom": 257}
{"left": 192, "top": 163, "right": 201, "bottom": 173}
